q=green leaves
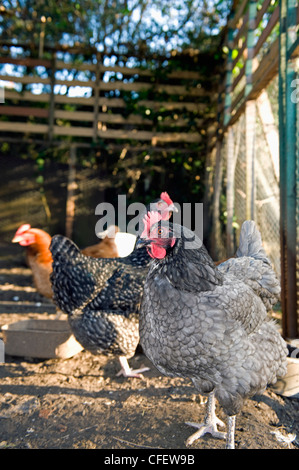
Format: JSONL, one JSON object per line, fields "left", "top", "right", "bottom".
{"left": 0, "top": 0, "right": 230, "bottom": 55}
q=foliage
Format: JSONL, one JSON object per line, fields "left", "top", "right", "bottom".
{"left": 0, "top": 0, "right": 231, "bottom": 56}
{"left": 0, "top": 1, "right": 230, "bottom": 207}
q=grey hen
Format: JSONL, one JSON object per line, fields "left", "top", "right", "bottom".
{"left": 50, "top": 192, "right": 177, "bottom": 378}
{"left": 137, "top": 212, "right": 287, "bottom": 448}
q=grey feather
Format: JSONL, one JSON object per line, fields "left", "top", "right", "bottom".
{"left": 218, "top": 220, "right": 281, "bottom": 310}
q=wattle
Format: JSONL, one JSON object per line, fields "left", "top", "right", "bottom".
{"left": 148, "top": 244, "right": 167, "bottom": 259}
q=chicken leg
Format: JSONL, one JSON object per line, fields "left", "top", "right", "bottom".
{"left": 116, "top": 356, "right": 149, "bottom": 378}
{"left": 185, "top": 391, "right": 227, "bottom": 446}
{"left": 225, "top": 415, "right": 236, "bottom": 449}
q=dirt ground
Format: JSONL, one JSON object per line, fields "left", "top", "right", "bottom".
{"left": 0, "top": 242, "right": 298, "bottom": 451}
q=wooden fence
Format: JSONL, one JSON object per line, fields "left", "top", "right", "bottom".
{"left": 0, "top": 51, "right": 216, "bottom": 147}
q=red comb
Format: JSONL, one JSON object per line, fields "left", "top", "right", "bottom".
{"left": 15, "top": 224, "right": 31, "bottom": 235}
{"left": 141, "top": 211, "right": 163, "bottom": 237}
{"left": 160, "top": 191, "right": 173, "bottom": 206}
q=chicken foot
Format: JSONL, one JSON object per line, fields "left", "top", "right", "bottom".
{"left": 185, "top": 391, "right": 227, "bottom": 446}
{"left": 116, "top": 356, "right": 150, "bottom": 379}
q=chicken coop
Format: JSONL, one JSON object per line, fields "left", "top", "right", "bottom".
{"left": 0, "top": 0, "right": 298, "bottom": 340}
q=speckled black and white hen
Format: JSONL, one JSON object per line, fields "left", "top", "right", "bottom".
{"left": 137, "top": 212, "right": 287, "bottom": 448}
{"left": 49, "top": 192, "right": 177, "bottom": 378}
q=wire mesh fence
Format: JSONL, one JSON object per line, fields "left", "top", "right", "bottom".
{"left": 210, "top": 76, "right": 281, "bottom": 276}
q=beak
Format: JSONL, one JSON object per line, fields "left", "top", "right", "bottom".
{"left": 136, "top": 237, "right": 150, "bottom": 249}
{"left": 168, "top": 203, "right": 178, "bottom": 213}
{"left": 12, "top": 235, "right": 22, "bottom": 243}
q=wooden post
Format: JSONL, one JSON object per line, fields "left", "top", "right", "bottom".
{"left": 245, "top": 0, "right": 257, "bottom": 97}
{"left": 48, "top": 52, "right": 56, "bottom": 142}
{"left": 93, "top": 52, "right": 101, "bottom": 142}
{"left": 211, "top": 140, "right": 224, "bottom": 261}
{"left": 279, "top": 0, "right": 298, "bottom": 338}
{"left": 223, "top": 20, "right": 234, "bottom": 127}
{"left": 226, "top": 126, "right": 235, "bottom": 256}
{"left": 65, "top": 145, "right": 77, "bottom": 239}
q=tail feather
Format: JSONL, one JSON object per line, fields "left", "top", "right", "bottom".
{"left": 50, "top": 235, "right": 98, "bottom": 314}
{"left": 50, "top": 234, "right": 81, "bottom": 261}
{"left": 236, "top": 220, "right": 270, "bottom": 265}
{"left": 218, "top": 221, "right": 280, "bottom": 310}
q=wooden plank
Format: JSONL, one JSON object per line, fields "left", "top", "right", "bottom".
{"left": 245, "top": 0, "right": 258, "bottom": 97}
{"left": 101, "top": 66, "right": 203, "bottom": 80}
{"left": 289, "top": 35, "right": 299, "bottom": 58}
{"left": 101, "top": 81, "right": 207, "bottom": 96}
{"left": 232, "top": 42, "right": 247, "bottom": 70}
{"left": 1, "top": 73, "right": 208, "bottom": 97}
{"left": 253, "top": 5, "right": 279, "bottom": 58}
{"left": 54, "top": 109, "right": 203, "bottom": 127}
{"left": 55, "top": 61, "right": 203, "bottom": 80}
{"left": 55, "top": 94, "right": 95, "bottom": 105}
{"left": 233, "top": 11, "right": 249, "bottom": 48}
{"left": 0, "top": 122, "right": 48, "bottom": 133}
{"left": 223, "top": 23, "right": 234, "bottom": 126}
{"left": 250, "top": 37, "right": 279, "bottom": 98}
{"left": 55, "top": 109, "right": 95, "bottom": 121}
{"left": 55, "top": 60, "right": 96, "bottom": 72}
{"left": 4, "top": 90, "right": 50, "bottom": 102}
{"left": 0, "top": 57, "right": 52, "bottom": 67}
{"left": 4, "top": 89, "right": 208, "bottom": 112}
{"left": 255, "top": 0, "right": 273, "bottom": 28}
{"left": 0, "top": 74, "right": 50, "bottom": 85}
{"left": 0, "top": 105, "right": 49, "bottom": 118}
{"left": 231, "top": 87, "right": 245, "bottom": 116}
{"left": 53, "top": 125, "right": 93, "bottom": 137}
{"left": 229, "top": 0, "right": 249, "bottom": 29}
{"left": 96, "top": 128, "right": 202, "bottom": 143}
{"left": 56, "top": 95, "right": 205, "bottom": 112}
{"left": 28, "top": 125, "right": 204, "bottom": 142}
{"left": 224, "top": 38, "right": 279, "bottom": 128}
{"left": 232, "top": 67, "right": 245, "bottom": 91}
{"left": 55, "top": 78, "right": 94, "bottom": 87}
{"left": 138, "top": 100, "right": 205, "bottom": 112}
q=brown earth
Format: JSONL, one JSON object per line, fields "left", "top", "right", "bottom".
{"left": 0, "top": 243, "right": 298, "bottom": 451}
